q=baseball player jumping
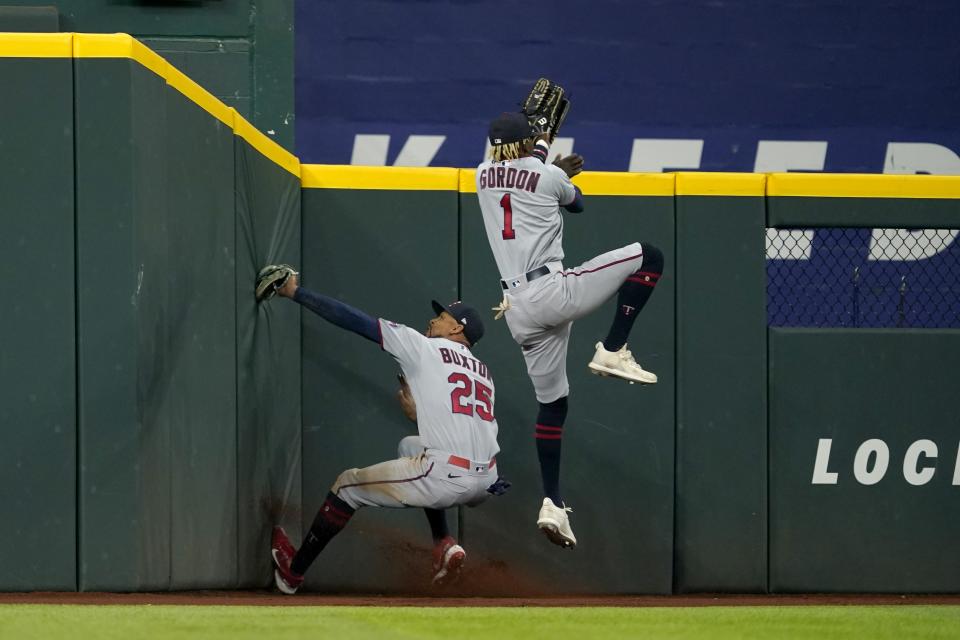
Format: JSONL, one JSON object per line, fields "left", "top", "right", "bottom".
{"left": 475, "top": 108, "right": 664, "bottom": 550}
{"left": 256, "top": 265, "right": 503, "bottom": 592}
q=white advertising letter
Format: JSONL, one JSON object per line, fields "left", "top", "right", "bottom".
{"left": 812, "top": 438, "right": 839, "bottom": 484}
{"left": 394, "top": 135, "right": 446, "bottom": 166}
{"left": 954, "top": 443, "right": 960, "bottom": 486}
{"left": 903, "top": 439, "right": 938, "bottom": 486}
{"left": 754, "top": 140, "right": 827, "bottom": 172}
{"left": 884, "top": 142, "right": 960, "bottom": 175}
{"left": 867, "top": 228, "right": 958, "bottom": 261}
{"left": 350, "top": 134, "right": 390, "bottom": 166}
{"left": 853, "top": 439, "right": 890, "bottom": 485}
{"left": 629, "top": 139, "right": 703, "bottom": 172}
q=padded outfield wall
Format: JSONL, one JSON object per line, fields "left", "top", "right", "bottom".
{"left": 0, "top": 33, "right": 301, "bottom": 591}
{"left": 299, "top": 168, "right": 960, "bottom": 594}
{"left": 2, "top": 32, "right": 959, "bottom": 594}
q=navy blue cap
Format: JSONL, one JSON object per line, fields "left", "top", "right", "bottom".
{"left": 431, "top": 300, "right": 485, "bottom": 345}
{"left": 488, "top": 111, "right": 538, "bottom": 145}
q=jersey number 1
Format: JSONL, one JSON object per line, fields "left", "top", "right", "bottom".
{"left": 500, "top": 193, "right": 515, "bottom": 240}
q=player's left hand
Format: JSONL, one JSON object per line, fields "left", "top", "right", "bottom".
{"left": 553, "top": 153, "right": 584, "bottom": 178}
{"left": 255, "top": 264, "right": 299, "bottom": 302}
{"left": 486, "top": 476, "right": 512, "bottom": 496}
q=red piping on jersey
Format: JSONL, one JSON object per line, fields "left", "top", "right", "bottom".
{"left": 561, "top": 252, "right": 643, "bottom": 277}
{"left": 377, "top": 318, "right": 385, "bottom": 350}
{"left": 336, "top": 462, "right": 435, "bottom": 494}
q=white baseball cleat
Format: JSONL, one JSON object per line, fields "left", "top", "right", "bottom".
{"left": 537, "top": 498, "right": 577, "bottom": 549}
{"left": 588, "top": 342, "right": 658, "bottom": 385}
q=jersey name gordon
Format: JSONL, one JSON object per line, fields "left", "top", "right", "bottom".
{"left": 478, "top": 165, "right": 541, "bottom": 193}
{"left": 439, "top": 347, "right": 493, "bottom": 383}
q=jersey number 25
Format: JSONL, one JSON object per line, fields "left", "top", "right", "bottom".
{"left": 448, "top": 373, "right": 494, "bottom": 421}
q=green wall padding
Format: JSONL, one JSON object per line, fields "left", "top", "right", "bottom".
{"left": 235, "top": 140, "right": 302, "bottom": 587}
{"left": 674, "top": 195, "right": 768, "bottom": 592}
{"left": 0, "top": 57, "right": 76, "bottom": 591}
{"left": 143, "top": 39, "right": 252, "bottom": 119}
{"left": 29, "top": 1, "right": 250, "bottom": 35}
{"left": 459, "top": 194, "right": 676, "bottom": 594}
{"left": 75, "top": 58, "right": 160, "bottom": 591}
{"left": 0, "top": 6, "right": 59, "bottom": 31}
{"left": 298, "top": 188, "right": 459, "bottom": 592}
{"left": 163, "top": 77, "right": 239, "bottom": 591}
{"left": 767, "top": 197, "right": 960, "bottom": 228}
{"left": 75, "top": 59, "right": 239, "bottom": 590}
{"left": 769, "top": 328, "right": 960, "bottom": 592}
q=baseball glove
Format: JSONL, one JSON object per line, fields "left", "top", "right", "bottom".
{"left": 521, "top": 77, "right": 570, "bottom": 143}
{"left": 255, "top": 264, "right": 298, "bottom": 302}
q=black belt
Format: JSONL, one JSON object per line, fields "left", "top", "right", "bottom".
{"left": 501, "top": 265, "right": 550, "bottom": 290}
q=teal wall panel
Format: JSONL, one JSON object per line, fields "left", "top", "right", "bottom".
{"left": 162, "top": 81, "right": 239, "bottom": 591}
{"left": 143, "top": 39, "right": 252, "bottom": 119}
{"left": 75, "top": 59, "right": 239, "bottom": 590}
{"left": 767, "top": 197, "right": 960, "bottom": 228}
{"left": 235, "top": 142, "right": 302, "bottom": 587}
{"left": 251, "top": 1, "right": 295, "bottom": 151}
{"left": 75, "top": 59, "right": 167, "bottom": 591}
{"left": 0, "top": 5, "right": 58, "bottom": 30}
{"left": 3, "top": 0, "right": 251, "bottom": 35}
{"left": 459, "top": 194, "right": 675, "bottom": 594}
{"left": 299, "top": 188, "right": 459, "bottom": 592}
{"left": 674, "top": 195, "right": 768, "bottom": 592}
{"left": 769, "top": 328, "right": 960, "bottom": 592}
{"left": 0, "top": 57, "right": 76, "bottom": 591}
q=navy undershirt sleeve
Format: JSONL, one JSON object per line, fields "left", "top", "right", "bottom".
{"left": 531, "top": 141, "right": 549, "bottom": 163}
{"left": 292, "top": 286, "right": 380, "bottom": 343}
{"left": 563, "top": 185, "right": 584, "bottom": 213}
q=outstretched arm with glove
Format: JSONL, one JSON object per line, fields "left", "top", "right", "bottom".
{"left": 255, "top": 264, "right": 379, "bottom": 343}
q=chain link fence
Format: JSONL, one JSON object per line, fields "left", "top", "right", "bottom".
{"left": 767, "top": 228, "right": 960, "bottom": 328}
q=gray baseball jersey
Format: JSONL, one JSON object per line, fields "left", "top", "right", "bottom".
{"left": 379, "top": 319, "right": 499, "bottom": 462}
{"left": 476, "top": 153, "right": 646, "bottom": 403}
{"left": 329, "top": 320, "right": 500, "bottom": 512}
{"left": 476, "top": 157, "right": 577, "bottom": 280}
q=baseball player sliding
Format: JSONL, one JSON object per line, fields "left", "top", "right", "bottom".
{"left": 256, "top": 265, "right": 504, "bottom": 592}
{"left": 475, "top": 81, "right": 664, "bottom": 550}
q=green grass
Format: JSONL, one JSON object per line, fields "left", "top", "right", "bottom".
{"left": 0, "top": 605, "right": 958, "bottom": 640}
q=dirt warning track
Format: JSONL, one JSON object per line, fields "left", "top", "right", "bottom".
{"left": 1, "top": 592, "right": 958, "bottom": 607}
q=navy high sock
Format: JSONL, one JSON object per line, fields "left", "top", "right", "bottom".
{"left": 603, "top": 243, "right": 664, "bottom": 352}
{"left": 535, "top": 396, "right": 569, "bottom": 506}
{"left": 290, "top": 492, "right": 355, "bottom": 576}
{"left": 424, "top": 508, "right": 449, "bottom": 544}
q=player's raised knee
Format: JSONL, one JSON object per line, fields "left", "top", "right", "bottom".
{"left": 331, "top": 468, "right": 360, "bottom": 493}
{"left": 641, "top": 243, "right": 664, "bottom": 274}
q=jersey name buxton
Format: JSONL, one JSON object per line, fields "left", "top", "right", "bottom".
{"left": 476, "top": 157, "right": 577, "bottom": 279}
{"left": 379, "top": 319, "right": 499, "bottom": 462}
